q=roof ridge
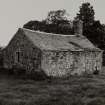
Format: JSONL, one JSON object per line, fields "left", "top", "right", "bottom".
{"left": 21, "top": 28, "right": 76, "bottom": 36}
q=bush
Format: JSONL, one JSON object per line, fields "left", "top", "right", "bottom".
{"left": 93, "top": 70, "right": 99, "bottom": 75}
{"left": 28, "top": 70, "right": 48, "bottom": 81}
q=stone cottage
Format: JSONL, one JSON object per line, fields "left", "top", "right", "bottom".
{"left": 3, "top": 20, "right": 103, "bottom": 77}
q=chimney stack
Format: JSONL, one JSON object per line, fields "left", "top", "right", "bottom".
{"left": 73, "top": 19, "right": 83, "bottom": 35}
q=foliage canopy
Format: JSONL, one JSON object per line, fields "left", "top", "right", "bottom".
{"left": 23, "top": 9, "right": 73, "bottom": 35}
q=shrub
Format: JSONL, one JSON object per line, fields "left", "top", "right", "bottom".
{"left": 28, "top": 70, "right": 48, "bottom": 80}
{"left": 93, "top": 70, "right": 99, "bottom": 75}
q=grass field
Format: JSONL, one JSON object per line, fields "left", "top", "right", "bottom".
{"left": 0, "top": 68, "right": 105, "bottom": 105}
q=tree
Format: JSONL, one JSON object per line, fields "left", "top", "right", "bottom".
{"left": 76, "top": 3, "right": 105, "bottom": 65}
{"left": 76, "top": 2, "right": 95, "bottom": 29}
{"left": 23, "top": 9, "right": 73, "bottom": 35}
{"left": 76, "top": 2, "right": 105, "bottom": 48}
{"left": 0, "top": 46, "right": 3, "bottom": 67}
{"left": 44, "top": 9, "right": 73, "bottom": 34}
{"left": 45, "top": 9, "right": 69, "bottom": 25}
{"left": 23, "top": 20, "right": 41, "bottom": 30}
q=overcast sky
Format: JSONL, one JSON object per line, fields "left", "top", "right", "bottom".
{"left": 0, "top": 0, "right": 104, "bottom": 46}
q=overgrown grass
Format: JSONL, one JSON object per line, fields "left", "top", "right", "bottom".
{"left": 0, "top": 68, "right": 105, "bottom": 105}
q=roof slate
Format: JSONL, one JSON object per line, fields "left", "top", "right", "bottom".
{"left": 20, "top": 28, "right": 101, "bottom": 51}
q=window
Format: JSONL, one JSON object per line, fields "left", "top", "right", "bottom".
{"left": 15, "top": 49, "right": 23, "bottom": 63}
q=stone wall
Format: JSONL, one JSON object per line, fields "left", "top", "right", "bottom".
{"left": 41, "top": 50, "right": 102, "bottom": 77}
{"left": 85, "top": 51, "right": 103, "bottom": 74}
{"left": 3, "top": 30, "right": 41, "bottom": 74}
{"left": 42, "top": 51, "right": 74, "bottom": 77}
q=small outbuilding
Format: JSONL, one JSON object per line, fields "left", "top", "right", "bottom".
{"left": 3, "top": 20, "right": 103, "bottom": 77}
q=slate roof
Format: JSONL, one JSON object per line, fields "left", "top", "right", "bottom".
{"left": 20, "top": 28, "right": 101, "bottom": 51}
